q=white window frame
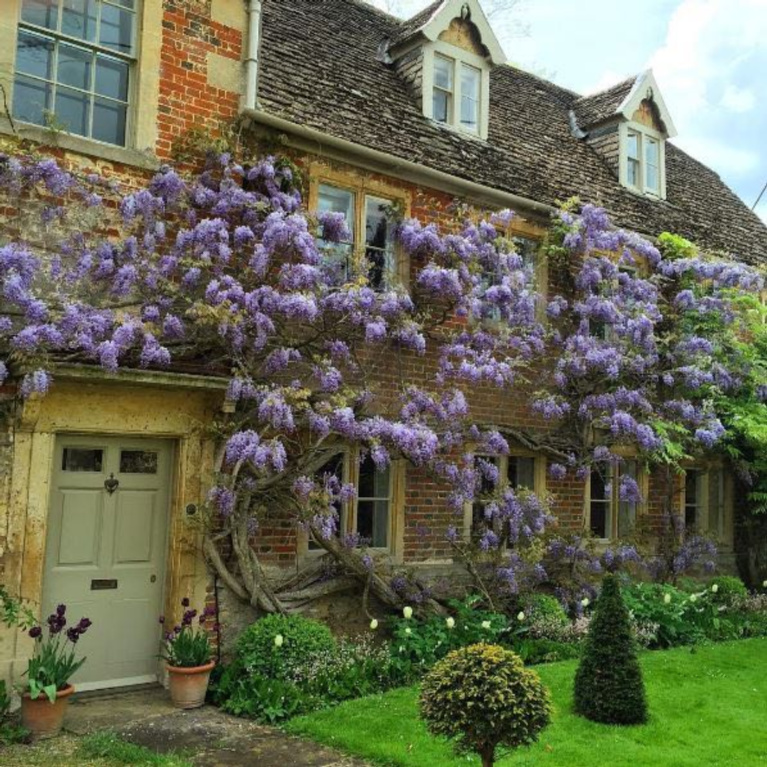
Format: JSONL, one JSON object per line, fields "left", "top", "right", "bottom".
{"left": 422, "top": 40, "right": 491, "bottom": 140}
{"left": 618, "top": 121, "right": 667, "bottom": 200}
{"left": 463, "top": 452, "right": 547, "bottom": 541}
{"left": 585, "top": 459, "right": 647, "bottom": 542}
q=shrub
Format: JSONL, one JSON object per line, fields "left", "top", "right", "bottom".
{"left": 524, "top": 594, "right": 574, "bottom": 642}
{"left": 515, "top": 638, "right": 581, "bottom": 665}
{"left": 622, "top": 582, "right": 701, "bottom": 648}
{"left": 574, "top": 574, "right": 648, "bottom": 725}
{"left": 234, "top": 614, "right": 336, "bottom": 680}
{"left": 707, "top": 576, "right": 748, "bottom": 603}
{"left": 419, "top": 643, "right": 551, "bottom": 767}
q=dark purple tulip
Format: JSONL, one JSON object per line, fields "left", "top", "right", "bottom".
{"left": 77, "top": 617, "right": 92, "bottom": 633}
{"left": 66, "top": 627, "right": 80, "bottom": 644}
{"left": 159, "top": 615, "right": 165, "bottom": 625}
{"left": 28, "top": 626, "right": 42, "bottom": 639}
{"left": 181, "top": 597, "right": 190, "bottom": 607}
{"left": 56, "top": 604, "right": 66, "bottom": 617}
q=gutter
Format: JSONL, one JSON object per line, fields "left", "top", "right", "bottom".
{"left": 242, "top": 108, "right": 554, "bottom": 218}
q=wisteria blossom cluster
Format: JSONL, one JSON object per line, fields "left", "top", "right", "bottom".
{"left": 1, "top": 150, "right": 763, "bottom": 613}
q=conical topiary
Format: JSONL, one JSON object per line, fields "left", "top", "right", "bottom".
{"left": 574, "top": 573, "right": 648, "bottom": 724}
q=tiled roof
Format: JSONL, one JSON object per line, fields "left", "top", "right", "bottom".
{"left": 257, "top": 0, "right": 767, "bottom": 264}
{"left": 572, "top": 76, "right": 637, "bottom": 128}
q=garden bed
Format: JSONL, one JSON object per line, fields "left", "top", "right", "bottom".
{"left": 286, "top": 638, "right": 767, "bottom": 767}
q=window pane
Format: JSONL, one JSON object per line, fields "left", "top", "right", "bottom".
{"left": 100, "top": 3, "right": 135, "bottom": 54}
{"left": 62, "top": 0, "right": 98, "bottom": 43}
{"left": 618, "top": 461, "right": 637, "bottom": 537}
{"left": 627, "top": 158, "right": 640, "bottom": 187}
{"left": 356, "top": 500, "right": 389, "bottom": 548}
{"left": 95, "top": 55, "right": 129, "bottom": 100}
{"left": 21, "top": 0, "right": 59, "bottom": 30}
{"left": 646, "top": 163, "right": 659, "bottom": 192}
{"left": 434, "top": 55, "right": 453, "bottom": 90}
{"left": 508, "top": 457, "right": 535, "bottom": 490}
{"left": 358, "top": 455, "right": 390, "bottom": 498}
{"left": 513, "top": 236, "right": 539, "bottom": 270}
{"left": 432, "top": 89, "right": 450, "bottom": 123}
{"left": 590, "top": 465, "right": 610, "bottom": 538}
{"left": 119, "top": 450, "right": 158, "bottom": 474}
{"left": 365, "top": 195, "right": 393, "bottom": 290}
{"left": 13, "top": 75, "right": 51, "bottom": 125}
{"left": 55, "top": 86, "right": 90, "bottom": 136}
{"left": 645, "top": 137, "right": 659, "bottom": 166}
{"left": 460, "top": 63, "right": 480, "bottom": 131}
{"left": 627, "top": 131, "right": 639, "bottom": 160}
{"left": 317, "top": 184, "right": 354, "bottom": 240}
{"left": 62, "top": 447, "right": 103, "bottom": 472}
{"left": 16, "top": 32, "right": 54, "bottom": 80}
{"left": 92, "top": 97, "right": 126, "bottom": 144}
{"left": 685, "top": 470, "right": 702, "bottom": 529}
{"left": 58, "top": 44, "right": 93, "bottom": 91}
{"left": 308, "top": 453, "right": 345, "bottom": 550}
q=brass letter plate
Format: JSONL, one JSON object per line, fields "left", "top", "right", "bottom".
{"left": 90, "top": 579, "right": 118, "bottom": 590}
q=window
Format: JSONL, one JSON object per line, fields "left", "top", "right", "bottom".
{"left": 13, "top": 0, "right": 137, "bottom": 146}
{"left": 465, "top": 453, "right": 545, "bottom": 541}
{"left": 306, "top": 451, "right": 397, "bottom": 553}
{"left": 621, "top": 124, "right": 665, "bottom": 198}
{"left": 588, "top": 460, "right": 640, "bottom": 540}
{"left": 356, "top": 454, "right": 392, "bottom": 548}
{"left": 316, "top": 183, "right": 396, "bottom": 291}
{"left": 427, "top": 47, "right": 486, "bottom": 137}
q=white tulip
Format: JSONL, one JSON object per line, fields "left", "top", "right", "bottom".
{"left": 446, "top": 617, "right": 455, "bottom": 629}
{"left": 763, "top": 580, "right": 767, "bottom": 589}
{"left": 369, "top": 619, "right": 379, "bottom": 630}
{"left": 711, "top": 584, "right": 719, "bottom": 594}
{"left": 481, "top": 620, "right": 491, "bottom": 630}
{"left": 274, "top": 634, "right": 284, "bottom": 648}
{"left": 663, "top": 593, "right": 672, "bottom": 605}
{"left": 517, "top": 611, "right": 525, "bottom": 622}
{"left": 689, "top": 594, "right": 697, "bottom": 603}
{"left": 581, "top": 598, "right": 590, "bottom": 608}
{"left": 403, "top": 606, "right": 413, "bottom": 619}
{"left": 405, "top": 627, "right": 412, "bottom": 635}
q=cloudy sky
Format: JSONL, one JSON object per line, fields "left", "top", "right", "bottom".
{"left": 368, "top": 0, "right": 767, "bottom": 223}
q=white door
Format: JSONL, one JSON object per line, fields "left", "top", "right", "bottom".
{"left": 42, "top": 436, "right": 172, "bottom": 691}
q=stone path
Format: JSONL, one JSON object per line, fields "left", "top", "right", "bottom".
{"left": 64, "top": 685, "right": 368, "bottom": 767}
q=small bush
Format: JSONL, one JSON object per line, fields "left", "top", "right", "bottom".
{"left": 524, "top": 594, "right": 576, "bottom": 643}
{"left": 235, "top": 614, "right": 336, "bottom": 680}
{"left": 708, "top": 576, "right": 748, "bottom": 603}
{"left": 515, "top": 637, "right": 581, "bottom": 665}
{"left": 420, "top": 643, "right": 551, "bottom": 767}
{"left": 622, "top": 582, "right": 700, "bottom": 648}
{"left": 574, "top": 574, "right": 648, "bottom": 725}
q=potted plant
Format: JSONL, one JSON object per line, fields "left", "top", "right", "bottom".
{"left": 21, "top": 605, "right": 92, "bottom": 738}
{"left": 160, "top": 598, "right": 216, "bottom": 709}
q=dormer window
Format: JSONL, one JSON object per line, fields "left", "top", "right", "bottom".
{"left": 387, "top": 0, "right": 506, "bottom": 143}
{"left": 621, "top": 123, "right": 665, "bottom": 198}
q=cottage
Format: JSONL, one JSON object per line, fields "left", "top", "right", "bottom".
{"left": 0, "top": 0, "right": 764, "bottom": 693}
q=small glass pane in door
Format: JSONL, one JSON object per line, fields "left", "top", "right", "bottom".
{"left": 120, "top": 450, "right": 159, "bottom": 474}
{"left": 62, "top": 448, "right": 104, "bottom": 472}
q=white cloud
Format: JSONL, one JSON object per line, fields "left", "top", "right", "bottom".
{"left": 721, "top": 85, "right": 756, "bottom": 114}
{"left": 649, "top": 0, "right": 767, "bottom": 179}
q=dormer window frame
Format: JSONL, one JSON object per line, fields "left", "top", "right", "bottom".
{"left": 422, "top": 41, "right": 491, "bottom": 140}
{"left": 618, "top": 121, "right": 667, "bottom": 200}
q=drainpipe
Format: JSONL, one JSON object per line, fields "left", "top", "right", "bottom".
{"left": 243, "top": 0, "right": 263, "bottom": 111}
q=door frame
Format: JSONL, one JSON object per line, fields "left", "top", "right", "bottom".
{"left": 1, "top": 374, "right": 222, "bottom": 691}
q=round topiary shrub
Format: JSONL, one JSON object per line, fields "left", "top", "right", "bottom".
{"left": 419, "top": 643, "right": 551, "bottom": 767}
{"left": 235, "top": 614, "right": 336, "bottom": 680}
{"left": 574, "top": 574, "right": 648, "bottom": 725}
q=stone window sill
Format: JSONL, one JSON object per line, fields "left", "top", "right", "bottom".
{"left": 0, "top": 117, "right": 159, "bottom": 171}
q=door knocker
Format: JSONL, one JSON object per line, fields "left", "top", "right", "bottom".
{"left": 104, "top": 473, "right": 119, "bottom": 495}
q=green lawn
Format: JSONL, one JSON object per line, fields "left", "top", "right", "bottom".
{"left": 286, "top": 639, "right": 767, "bottom": 767}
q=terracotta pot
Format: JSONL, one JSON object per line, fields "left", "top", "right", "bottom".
{"left": 20, "top": 684, "right": 74, "bottom": 738}
{"left": 166, "top": 661, "right": 215, "bottom": 709}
